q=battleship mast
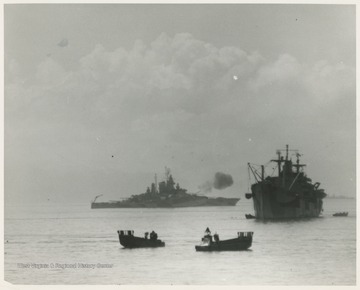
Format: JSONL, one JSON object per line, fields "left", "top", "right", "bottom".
{"left": 154, "top": 174, "right": 158, "bottom": 193}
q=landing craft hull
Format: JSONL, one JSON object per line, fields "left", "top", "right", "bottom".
{"left": 118, "top": 230, "right": 165, "bottom": 249}
{"left": 251, "top": 183, "right": 323, "bottom": 219}
{"left": 195, "top": 238, "right": 252, "bottom": 251}
{"left": 118, "top": 235, "right": 165, "bottom": 248}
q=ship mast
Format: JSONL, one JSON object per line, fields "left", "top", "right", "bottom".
{"left": 271, "top": 145, "right": 301, "bottom": 177}
{"left": 271, "top": 149, "right": 285, "bottom": 177}
{"left": 165, "top": 166, "right": 170, "bottom": 181}
{"left": 154, "top": 174, "right": 158, "bottom": 194}
{"left": 292, "top": 153, "right": 306, "bottom": 173}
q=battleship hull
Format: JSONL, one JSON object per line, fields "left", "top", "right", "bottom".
{"left": 91, "top": 197, "right": 239, "bottom": 209}
{"left": 251, "top": 183, "right": 323, "bottom": 219}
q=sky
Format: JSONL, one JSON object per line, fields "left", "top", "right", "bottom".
{"left": 4, "top": 4, "right": 356, "bottom": 205}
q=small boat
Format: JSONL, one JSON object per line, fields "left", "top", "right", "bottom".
{"left": 195, "top": 228, "right": 253, "bottom": 252}
{"left": 333, "top": 212, "right": 348, "bottom": 217}
{"left": 245, "top": 214, "right": 256, "bottom": 219}
{"left": 117, "top": 230, "right": 165, "bottom": 248}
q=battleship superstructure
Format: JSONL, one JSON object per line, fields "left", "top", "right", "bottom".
{"left": 91, "top": 168, "right": 239, "bottom": 208}
{"left": 246, "top": 145, "right": 326, "bottom": 219}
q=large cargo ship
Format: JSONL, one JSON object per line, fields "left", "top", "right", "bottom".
{"left": 91, "top": 168, "right": 240, "bottom": 208}
{"left": 246, "top": 145, "right": 326, "bottom": 219}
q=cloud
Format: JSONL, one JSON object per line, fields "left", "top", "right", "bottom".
{"left": 57, "top": 38, "right": 68, "bottom": 47}
{"left": 6, "top": 32, "right": 355, "bottom": 135}
{"left": 35, "top": 57, "right": 67, "bottom": 85}
{"left": 249, "top": 54, "right": 301, "bottom": 90}
{"left": 5, "top": 32, "right": 355, "bottom": 203}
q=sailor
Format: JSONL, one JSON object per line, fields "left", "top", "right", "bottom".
{"left": 204, "top": 227, "right": 212, "bottom": 243}
{"left": 144, "top": 232, "right": 149, "bottom": 239}
{"left": 150, "top": 230, "right": 156, "bottom": 240}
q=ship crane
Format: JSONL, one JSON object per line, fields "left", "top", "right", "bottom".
{"left": 247, "top": 163, "right": 264, "bottom": 183}
{"left": 248, "top": 145, "right": 301, "bottom": 183}
{"left": 92, "top": 194, "right": 103, "bottom": 203}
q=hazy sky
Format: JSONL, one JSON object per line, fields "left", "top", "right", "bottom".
{"left": 5, "top": 4, "right": 356, "bottom": 204}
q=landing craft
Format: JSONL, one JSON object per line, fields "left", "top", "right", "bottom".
{"left": 195, "top": 228, "right": 253, "bottom": 252}
{"left": 117, "top": 230, "right": 165, "bottom": 248}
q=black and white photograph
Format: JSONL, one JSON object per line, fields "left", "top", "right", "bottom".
{"left": 3, "top": 3, "right": 356, "bottom": 286}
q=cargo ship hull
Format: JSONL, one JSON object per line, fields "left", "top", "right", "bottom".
{"left": 251, "top": 183, "right": 323, "bottom": 219}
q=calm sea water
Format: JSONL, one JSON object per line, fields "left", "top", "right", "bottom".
{"left": 4, "top": 198, "right": 356, "bottom": 285}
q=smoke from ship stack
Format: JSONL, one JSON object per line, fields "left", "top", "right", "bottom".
{"left": 199, "top": 172, "right": 234, "bottom": 193}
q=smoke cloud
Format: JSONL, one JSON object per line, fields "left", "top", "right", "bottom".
{"left": 213, "top": 172, "right": 234, "bottom": 189}
{"left": 199, "top": 172, "right": 234, "bottom": 193}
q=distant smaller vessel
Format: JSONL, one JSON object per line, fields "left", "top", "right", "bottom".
{"left": 195, "top": 228, "right": 253, "bottom": 252}
{"left": 333, "top": 212, "right": 348, "bottom": 217}
{"left": 117, "top": 230, "right": 165, "bottom": 248}
{"left": 245, "top": 214, "right": 256, "bottom": 219}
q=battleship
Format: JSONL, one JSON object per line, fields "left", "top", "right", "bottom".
{"left": 246, "top": 145, "right": 327, "bottom": 219}
{"left": 91, "top": 168, "right": 240, "bottom": 208}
